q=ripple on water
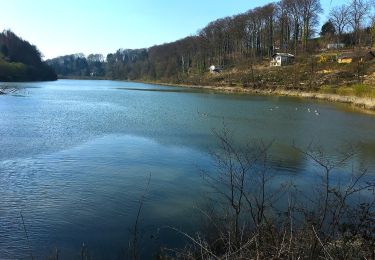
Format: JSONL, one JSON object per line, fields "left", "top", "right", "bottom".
{"left": 1, "top": 80, "right": 375, "bottom": 258}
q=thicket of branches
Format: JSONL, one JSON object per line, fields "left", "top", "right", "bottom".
{"left": 26, "top": 130, "right": 375, "bottom": 259}
{"left": 164, "top": 130, "right": 375, "bottom": 259}
{"left": 47, "top": 0, "right": 375, "bottom": 82}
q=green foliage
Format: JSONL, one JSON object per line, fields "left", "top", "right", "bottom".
{"left": 0, "top": 58, "right": 27, "bottom": 81}
{"left": 0, "top": 44, "right": 8, "bottom": 57}
{"left": 47, "top": 53, "right": 107, "bottom": 78}
{"left": 0, "top": 30, "right": 56, "bottom": 82}
{"left": 106, "top": 49, "right": 148, "bottom": 80}
{"left": 320, "top": 20, "right": 336, "bottom": 37}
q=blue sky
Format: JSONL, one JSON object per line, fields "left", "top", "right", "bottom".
{"left": 0, "top": 0, "right": 346, "bottom": 59}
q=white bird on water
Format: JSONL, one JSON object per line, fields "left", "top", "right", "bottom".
{"left": 197, "top": 110, "right": 208, "bottom": 117}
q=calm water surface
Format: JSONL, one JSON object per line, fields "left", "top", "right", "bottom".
{"left": 1, "top": 80, "right": 375, "bottom": 259}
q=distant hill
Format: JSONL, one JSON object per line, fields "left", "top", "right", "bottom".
{"left": 0, "top": 30, "right": 57, "bottom": 82}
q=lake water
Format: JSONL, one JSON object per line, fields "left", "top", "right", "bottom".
{"left": 1, "top": 80, "right": 375, "bottom": 259}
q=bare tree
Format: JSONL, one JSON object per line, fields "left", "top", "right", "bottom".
{"left": 329, "top": 5, "right": 350, "bottom": 42}
{"left": 167, "top": 132, "right": 375, "bottom": 259}
{"left": 277, "top": 1, "right": 293, "bottom": 52}
{"left": 349, "top": 0, "right": 370, "bottom": 45}
{"left": 301, "top": 0, "right": 323, "bottom": 50}
{"left": 282, "top": 0, "right": 304, "bottom": 55}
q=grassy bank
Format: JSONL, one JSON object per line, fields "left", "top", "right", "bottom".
{"left": 319, "top": 83, "right": 375, "bottom": 98}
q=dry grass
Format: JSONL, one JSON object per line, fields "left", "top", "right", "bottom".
{"left": 320, "top": 83, "right": 375, "bottom": 98}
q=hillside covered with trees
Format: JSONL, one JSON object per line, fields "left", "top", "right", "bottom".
{"left": 47, "top": 0, "right": 375, "bottom": 91}
{"left": 0, "top": 30, "right": 57, "bottom": 82}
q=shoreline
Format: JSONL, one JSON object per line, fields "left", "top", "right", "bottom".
{"left": 138, "top": 80, "right": 375, "bottom": 113}
{"left": 57, "top": 77, "right": 375, "bottom": 113}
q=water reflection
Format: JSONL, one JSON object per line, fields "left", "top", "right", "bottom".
{"left": 1, "top": 80, "right": 375, "bottom": 258}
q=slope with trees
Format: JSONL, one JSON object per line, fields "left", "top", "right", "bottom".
{"left": 0, "top": 30, "right": 57, "bottom": 82}
{"left": 47, "top": 0, "right": 375, "bottom": 95}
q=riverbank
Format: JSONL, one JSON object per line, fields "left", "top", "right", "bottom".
{"left": 55, "top": 77, "right": 375, "bottom": 113}
{"left": 140, "top": 80, "right": 375, "bottom": 112}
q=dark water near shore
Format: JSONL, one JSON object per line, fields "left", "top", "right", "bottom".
{"left": 0, "top": 80, "right": 374, "bottom": 259}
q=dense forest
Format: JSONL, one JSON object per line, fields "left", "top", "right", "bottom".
{"left": 47, "top": 0, "right": 375, "bottom": 83}
{"left": 0, "top": 30, "right": 57, "bottom": 82}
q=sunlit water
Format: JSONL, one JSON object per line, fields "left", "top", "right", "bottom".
{"left": 0, "top": 80, "right": 375, "bottom": 259}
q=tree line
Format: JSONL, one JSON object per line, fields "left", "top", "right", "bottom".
{"left": 47, "top": 0, "right": 375, "bottom": 82}
{"left": 0, "top": 30, "right": 57, "bottom": 82}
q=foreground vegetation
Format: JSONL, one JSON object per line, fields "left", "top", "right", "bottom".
{"left": 41, "top": 131, "right": 374, "bottom": 260}
{"left": 0, "top": 30, "right": 56, "bottom": 82}
{"left": 161, "top": 131, "right": 375, "bottom": 259}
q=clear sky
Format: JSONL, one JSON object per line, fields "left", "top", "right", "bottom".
{"left": 0, "top": 0, "right": 346, "bottom": 59}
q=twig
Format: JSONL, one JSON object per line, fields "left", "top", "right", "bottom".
{"left": 311, "top": 225, "right": 333, "bottom": 260}
{"left": 20, "top": 211, "right": 34, "bottom": 260}
{"left": 165, "top": 226, "right": 220, "bottom": 259}
{"left": 130, "top": 173, "right": 152, "bottom": 260}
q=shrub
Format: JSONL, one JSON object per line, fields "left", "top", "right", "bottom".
{"left": 165, "top": 130, "right": 375, "bottom": 259}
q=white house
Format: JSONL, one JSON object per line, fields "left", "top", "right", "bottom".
{"left": 209, "top": 65, "right": 222, "bottom": 73}
{"left": 327, "top": 43, "right": 345, "bottom": 49}
{"left": 270, "top": 53, "right": 295, "bottom": 67}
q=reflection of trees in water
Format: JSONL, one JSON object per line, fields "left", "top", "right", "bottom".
{"left": 268, "top": 143, "right": 306, "bottom": 172}
{"left": 356, "top": 141, "right": 375, "bottom": 171}
{"left": 167, "top": 128, "right": 375, "bottom": 259}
